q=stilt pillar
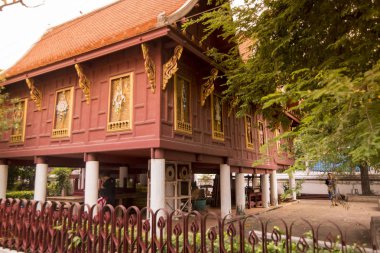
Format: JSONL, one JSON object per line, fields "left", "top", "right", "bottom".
{"left": 84, "top": 154, "right": 99, "bottom": 206}
{"left": 289, "top": 172, "right": 297, "bottom": 200}
{"left": 220, "top": 164, "right": 232, "bottom": 217}
{"left": 235, "top": 173, "right": 245, "bottom": 215}
{"left": 270, "top": 170, "right": 278, "bottom": 206}
{"left": 119, "top": 166, "right": 128, "bottom": 188}
{"left": 34, "top": 157, "right": 48, "bottom": 202}
{"left": 0, "top": 160, "right": 8, "bottom": 200}
{"left": 261, "top": 174, "right": 270, "bottom": 208}
{"left": 150, "top": 159, "right": 165, "bottom": 212}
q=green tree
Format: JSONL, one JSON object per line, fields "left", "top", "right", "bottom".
{"left": 191, "top": 0, "right": 380, "bottom": 194}
{"left": 7, "top": 165, "right": 36, "bottom": 190}
{"left": 49, "top": 167, "right": 72, "bottom": 196}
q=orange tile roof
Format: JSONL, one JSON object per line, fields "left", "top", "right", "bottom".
{"left": 4, "top": 0, "right": 189, "bottom": 78}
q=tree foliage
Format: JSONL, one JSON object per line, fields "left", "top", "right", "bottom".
{"left": 190, "top": 0, "right": 380, "bottom": 192}
{"left": 49, "top": 167, "right": 72, "bottom": 196}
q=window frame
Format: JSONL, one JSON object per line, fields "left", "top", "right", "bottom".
{"left": 211, "top": 93, "right": 224, "bottom": 141}
{"left": 107, "top": 72, "right": 134, "bottom": 132}
{"left": 173, "top": 74, "right": 192, "bottom": 135}
{"left": 52, "top": 86, "right": 74, "bottom": 138}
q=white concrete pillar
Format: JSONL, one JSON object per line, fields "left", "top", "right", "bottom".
{"left": 235, "top": 173, "right": 245, "bottom": 214}
{"left": 220, "top": 164, "right": 232, "bottom": 217}
{"left": 119, "top": 166, "right": 128, "bottom": 188}
{"left": 270, "top": 170, "right": 278, "bottom": 206}
{"left": 262, "top": 174, "right": 270, "bottom": 208}
{"left": 80, "top": 168, "right": 85, "bottom": 189}
{"left": 0, "top": 163, "right": 9, "bottom": 199}
{"left": 289, "top": 172, "right": 297, "bottom": 200}
{"left": 84, "top": 160, "right": 99, "bottom": 206}
{"left": 150, "top": 159, "right": 165, "bottom": 212}
{"left": 34, "top": 162, "right": 48, "bottom": 202}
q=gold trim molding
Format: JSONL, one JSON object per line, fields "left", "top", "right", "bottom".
{"left": 26, "top": 78, "right": 42, "bottom": 111}
{"left": 162, "top": 45, "right": 183, "bottom": 90}
{"left": 201, "top": 68, "right": 218, "bottom": 106}
{"left": 141, "top": 43, "right": 156, "bottom": 94}
{"left": 74, "top": 63, "right": 91, "bottom": 104}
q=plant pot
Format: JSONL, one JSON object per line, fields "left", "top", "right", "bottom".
{"left": 192, "top": 199, "right": 207, "bottom": 211}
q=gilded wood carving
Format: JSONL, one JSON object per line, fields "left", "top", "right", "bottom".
{"left": 26, "top": 78, "right": 42, "bottom": 111}
{"left": 141, "top": 43, "right": 156, "bottom": 94}
{"left": 162, "top": 45, "right": 183, "bottom": 90}
{"left": 200, "top": 68, "right": 218, "bottom": 106}
{"left": 74, "top": 63, "right": 91, "bottom": 104}
{"left": 228, "top": 96, "right": 239, "bottom": 117}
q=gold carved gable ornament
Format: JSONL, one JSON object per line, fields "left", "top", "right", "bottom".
{"left": 162, "top": 45, "right": 183, "bottom": 90}
{"left": 201, "top": 68, "right": 218, "bottom": 106}
{"left": 74, "top": 63, "right": 91, "bottom": 104}
{"left": 141, "top": 43, "right": 156, "bottom": 94}
{"left": 25, "top": 78, "right": 42, "bottom": 111}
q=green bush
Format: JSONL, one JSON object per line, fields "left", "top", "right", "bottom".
{"left": 6, "top": 190, "right": 34, "bottom": 199}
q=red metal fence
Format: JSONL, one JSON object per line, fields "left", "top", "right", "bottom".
{"left": 0, "top": 198, "right": 375, "bottom": 252}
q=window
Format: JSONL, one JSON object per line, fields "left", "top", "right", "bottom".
{"left": 258, "top": 121, "right": 265, "bottom": 146}
{"left": 52, "top": 87, "right": 74, "bottom": 138}
{"left": 211, "top": 93, "right": 224, "bottom": 140}
{"left": 275, "top": 128, "right": 281, "bottom": 152}
{"left": 244, "top": 114, "right": 254, "bottom": 149}
{"left": 107, "top": 73, "right": 133, "bottom": 132}
{"left": 10, "top": 98, "right": 27, "bottom": 143}
{"left": 174, "top": 74, "right": 192, "bottom": 134}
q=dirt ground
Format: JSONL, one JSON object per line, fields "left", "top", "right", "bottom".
{"left": 205, "top": 199, "right": 379, "bottom": 247}
{"left": 247, "top": 199, "right": 378, "bottom": 246}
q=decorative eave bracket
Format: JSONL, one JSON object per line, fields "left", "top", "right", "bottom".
{"left": 25, "top": 78, "right": 42, "bottom": 111}
{"left": 74, "top": 63, "right": 91, "bottom": 104}
{"left": 141, "top": 43, "right": 156, "bottom": 94}
{"left": 200, "top": 68, "right": 218, "bottom": 106}
{"left": 228, "top": 96, "right": 240, "bottom": 117}
{"left": 162, "top": 45, "right": 183, "bottom": 90}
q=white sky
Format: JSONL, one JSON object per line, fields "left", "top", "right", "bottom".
{"left": 0, "top": 0, "right": 117, "bottom": 71}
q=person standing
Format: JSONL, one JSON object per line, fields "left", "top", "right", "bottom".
{"left": 325, "top": 172, "right": 338, "bottom": 206}
{"left": 99, "top": 175, "right": 116, "bottom": 206}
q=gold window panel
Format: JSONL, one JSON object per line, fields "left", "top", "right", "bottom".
{"left": 10, "top": 98, "right": 28, "bottom": 143}
{"left": 275, "top": 128, "right": 281, "bottom": 152}
{"left": 258, "top": 121, "right": 265, "bottom": 146}
{"left": 211, "top": 93, "right": 224, "bottom": 141}
{"left": 52, "top": 87, "right": 74, "bottom": 138}
{"left": 174, "top": 74, "right": 192, "bottom": 134}
{"left": 244, "top": 114, "right": 254, "bottom": 149}
{"left": 107, "top": 73, "right": 133, "bottom": 132}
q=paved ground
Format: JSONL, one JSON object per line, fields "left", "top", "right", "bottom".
{"left": 207, "top": 199, "right": 379, "bottom": 246}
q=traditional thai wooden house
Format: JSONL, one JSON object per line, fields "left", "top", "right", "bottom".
{"left": 0, "top": 0, "right": 294, "bottom": 216}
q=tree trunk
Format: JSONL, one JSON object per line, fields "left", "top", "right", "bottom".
{"left": 359, "top": 163, "right": 371, "bottom": 195}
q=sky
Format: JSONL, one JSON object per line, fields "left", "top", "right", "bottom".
{"left": 0, "top": 0, "right": 117, "bottom": 71}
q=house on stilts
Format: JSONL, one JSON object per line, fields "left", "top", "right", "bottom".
{"left": 0, "top": 0, "right": 296, "bottom": 216}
